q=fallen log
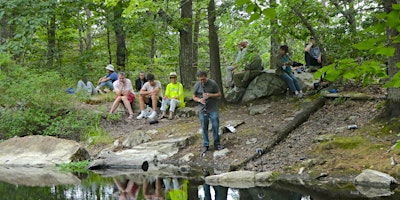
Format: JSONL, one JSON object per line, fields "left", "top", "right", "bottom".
{"left": 323, "top": 92, "right": 386, "bottom": 100}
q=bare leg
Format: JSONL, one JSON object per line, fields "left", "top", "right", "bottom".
{"left": 138, "top": 94, "right": 146, "bottom": 111}
{"left": 151, "top": 94, "right": 158, "bottom": 112}
{"left": 121, "top": 96, "right": 134, "bottom": 115}
{"left": 109, "top": 96, "right": 122, "bottom": 114}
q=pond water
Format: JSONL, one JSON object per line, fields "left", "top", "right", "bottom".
{"left": 0, "top": 167, "right": 399, "bottom": 200}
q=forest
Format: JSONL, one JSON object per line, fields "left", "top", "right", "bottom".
{"left": 0, "top": 0, "right": 399, "bottom": 139}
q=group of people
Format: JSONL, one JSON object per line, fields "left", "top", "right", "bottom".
{"left": 76, "top": 65, "right": 186, "bottom": 120}
{"left": 226, "top": 37, "right": 322, "bottom": 97}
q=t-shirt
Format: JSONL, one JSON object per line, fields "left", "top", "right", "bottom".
{"left": 193, "top": 79, "right": 220, "bottom": 113}
{"left": 309, "top": 46, "right": 321, "bottom": 60}
{"left": 165, "top": 82, "right": 186, "bottom": 108}
{"left": 142, "top": 80, "right": 162, "bottom": 98}
{"left": 113, "top": 78, "right": 135, "bottom": 94}
{"left": 107, "top": 72, "right": 118, "bottom": 82}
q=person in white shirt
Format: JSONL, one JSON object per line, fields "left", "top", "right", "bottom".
{"left": 109, "top": 72, "right": 135, "bottom": 119}
{"left": 136, "top": 73, "right": 162, "bottom": 119}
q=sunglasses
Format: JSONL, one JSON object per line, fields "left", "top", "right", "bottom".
{"left": 170, "top": 76, "right": 177, "bottom": 79}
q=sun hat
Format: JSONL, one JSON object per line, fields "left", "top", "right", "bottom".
{"left": 105, "top": 64, "right": 115, "bottom": 71}
{"left": 169, "top": 72, "right": 177, "bottom": 77}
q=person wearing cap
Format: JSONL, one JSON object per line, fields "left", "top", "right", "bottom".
{"left": 109, "top": 72, "right": 135, "bottom": 119}
{"left": 95, "top": 64, "right": 118, "bottom": 93}
{"left": 159, "top": 72, "right": 185, "bottom": 120}
{"left": 136, "top": 73, "right": 162, "bottom": 120}
{"left": 304, "top": 37, "right": 322, "bottom": 71}
{"left": 226, "top": 41, "right": 248, "bottom": 88}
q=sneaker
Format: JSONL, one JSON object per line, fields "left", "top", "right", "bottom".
{"left": 148, "top": 111, "right": 157, "bottom": 119}
{"left": 202, "top": 146, "right": 209, "bottom": 154}
{"left": 214, "top": 145, "right": 224, "bottom": 150}
{"left": 136, "top": 111, "right": 145, "bottom": 120}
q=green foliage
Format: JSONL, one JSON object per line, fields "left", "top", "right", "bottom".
{"left": 318, "top": 136, "right": 365, "bottom": 150}
{"left": 82, "top": 121, "right": 113, "bottom": 146}
{"left": 57, "top": 160, "right": 90, "bottom": 173}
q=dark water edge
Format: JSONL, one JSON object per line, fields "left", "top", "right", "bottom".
{"left": 0, "top": 171, "right": 400, "bottom": 200}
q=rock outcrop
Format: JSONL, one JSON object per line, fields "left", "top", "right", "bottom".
{"left": 205, "top": 170, "right": 273, "bottom": 188}
{"left": 0, "top": 135, "right": 90, "bottom": 166}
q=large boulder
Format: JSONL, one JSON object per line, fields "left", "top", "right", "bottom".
{"left": 0, "top": 135, "right": 90, "bottom": 166}
{"left": 354, "top": 169, "right": 398, "bottom": 198}
{"left": 233, "top": 70, "right": 264, "bottom": 89}
{"left": 241, "top": 73, "right": 287, "bottom": 103}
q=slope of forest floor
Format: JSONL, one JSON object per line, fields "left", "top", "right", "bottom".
{"left": 85, "top": 84, "right": 400, "bottom": 181}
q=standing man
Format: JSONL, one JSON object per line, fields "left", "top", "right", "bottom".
{"left": 304, "top": 37, "right": 322, "bottom": 71}
{"left": 135, "top": 71, "right": 147, "bottom": 92}
{"left": 96, "top": 64, "right": 118, "bottom": 93}
{"left": 226, "top": 41, "right": 248, "bottom": 88}
{"left": 159, "top": 72, "right": 185, "bottom": 120}
{"left": 193, "top": 70, "right": 224, "bottom": 154}
{"left": 136, "top": 73, "right": 162, "bottom": 120}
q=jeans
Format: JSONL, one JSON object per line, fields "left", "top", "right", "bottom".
{"left": 160, "top": 99, "right": 181, "bottom": 112}
{"left": 76, "top": 80, "right": 97, "bottom": 95}
{"left": 199, "top": 111, "right": 220, "bottom": 147}
{"left": 280, "top": 72, "right": 301, "bottom": 93}
{"left": 97, "top": 80, "right": 114, "bottom": 90}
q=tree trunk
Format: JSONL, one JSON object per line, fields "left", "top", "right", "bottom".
{"left": 107, "top": 26, "right": 112, "bottom": 65}
{"left": 113, "top": 1, "right": 127, "bottom": 70}
{"left": 149, "top": 37, "right": 156, "bottom": 63}
{"left": 270, "top": 0, "right": 278, "bottom": 70}
{"left": 207, "top": 0, "right": 224, "bottom": 99}
{"left": 385, "top": 0, "right": 400, "bottom": 117}
{"left": 179, "top": 0, "right": 194, "bottom": 88}
{"left": 193, "top": 4, "right": 201, "bottom": 69}
{"left": 47, "top": 3, "right": 56, "bottom": 68}
{"left": 85, "top": 5, "right": 92, "bottom": 51}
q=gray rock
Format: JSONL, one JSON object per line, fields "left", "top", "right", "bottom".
{"left": 354, "top": 169, "right": 397, "bottom": 188}
{"left": 0, "top": 135, "right": 90, "bottom": 167}
{"left": 249, "top": 104, "right": 271, "bottom": 116}
{"left": 176, "top": 107, "right": 198, "bottom": 118}
{"left": 118, "top": 130, "right": 152, "bottom": 148}
{"left": 314, "top": 134, "right": 335, "bottom": 143}
{"left": 354, "top": 169, "right": 397, "bottom": 197}
{"left": 241, "top": 73, "right": 287, "bottom": 103}
{"left": 179, "top": 153, "right": 194, "bottom": 163}
{"left": 213, "top": 148, "right": 230, "bottom": 158}
{"left": 205, "top": 170, "right": 273, "bottom": 188}
{"left": 246, "top": 138, "right": 258, "bottom": 145}
{"left": 89, "top": 136, "right": 193, "bottom": 169}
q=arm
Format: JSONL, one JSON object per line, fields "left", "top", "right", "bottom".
{"left": 305, "top": 43, "right": 313, "bottom": 52}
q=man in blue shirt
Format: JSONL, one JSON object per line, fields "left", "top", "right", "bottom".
{"left": 96, "top": 64, "right": 118, "bottom": 93}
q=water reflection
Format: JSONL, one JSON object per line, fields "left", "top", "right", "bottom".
{"left": 0, "top": 167, "right": 399, "bottom": 200}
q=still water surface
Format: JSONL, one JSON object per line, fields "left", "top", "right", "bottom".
{"left": 0, "top": 169, "right": 399, "bottom": 200}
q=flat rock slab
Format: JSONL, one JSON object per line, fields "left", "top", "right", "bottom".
{"left": 89, "top": 136, "right": 193, "bottom": 169}
{"left": 0, "top": 135, "right": 90, "bottom": 166}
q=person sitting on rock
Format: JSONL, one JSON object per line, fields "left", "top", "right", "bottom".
{"left": 96, "top": 64, "right": 118, "bottom": 93}
{"left": 136, "top": 73, "right": 162, "bottom": 120}
{"left": 276, "top": 45, "right": 303, "bottom": 97}
{"left": 135, "top": 71, "right": 147, "bottom": 92}
{"left": 232, "top": 44, "right": 264, "bottom": 89}
{"left": 159, "top": 72, "right": 185, "bottom": 120}
{"left": 109, "top": 72, "right": 135, "bottom": 119}
{"left": 226, "top": 40, "right": 248, "bottom": 88}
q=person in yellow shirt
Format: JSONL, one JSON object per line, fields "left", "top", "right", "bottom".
{"left": 159, "top": 72, "right": 185, "bottom": 120}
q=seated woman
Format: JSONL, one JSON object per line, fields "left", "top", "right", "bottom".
{"left": 159, "top": 72, "right": 185, "bottom": 120}
{"left": 275, "top": 45, "right": 303, "bottom": 97}
{"left": 109, "top": 72, "right": 135, "bottom": 119}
